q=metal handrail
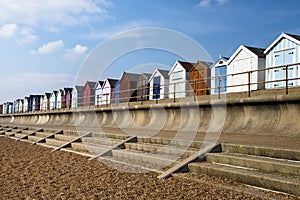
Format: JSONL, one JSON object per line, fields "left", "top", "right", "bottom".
{"left": 2, "top": 63, "right": 300, "bottom": 114}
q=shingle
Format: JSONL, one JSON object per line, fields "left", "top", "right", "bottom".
{"left": 244, "top": 46, "right": 266, "bottom": 58}
{"left": 178, "top": 60, "right": 195, "bottom": 71}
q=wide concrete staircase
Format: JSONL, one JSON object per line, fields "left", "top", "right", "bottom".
{"left": 1, "top": 124, "right": 299, "bottom": 196}
{"left": 189, "top": 143, "right": 300, "bottom": 196}
{"left": 108, "top": 137, "right": 211, "bottom": 171}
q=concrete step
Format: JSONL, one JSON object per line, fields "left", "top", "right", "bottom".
{"left": 45, "top": 138, "right": 68, "bottom": 147}
{"left": 81, "top": 137, "right": 122, "bottom": 146}
{"left": 37, "top": 143, "right": 57, "bottom": 149}
{"left": 61, "top": 130, "right": 80, "bottom": 137}
{"left": 188, "top": 162, "right": 300, "bottom": 196}
{"left": 71, "top": 143, "right": 111, "bottom": 155}
{"left": 35, "top": 132, "right": 55, "bottom": 138}
{"left": 61, "top": 148, "right": 92, "bottom": 157}
{"left": 124, "top": 142, "right": 198, "bottom": 158}
{"left": 19, "top": 130, "right": 35, "bottom": 135}
{"left": 222, "top": 143, "right": 300, "bottom": 161}
{"left": 4, "top": 132, "right": 14, "bottom": 136}
{"left": 206, "top": 152, "right": 300, "bottom": 176}
{"left": 54, "top": 134, "right": 78, "bottom": 141}
{"left": 137, "top": 137, "right": 208, "bottom": 149}
{"left": 13, "top": 133, "right": 28, "bottom": 138}
{"left": 92, "top": 132, "right": 129, "bottom": 140}
{"left": 28, "top": 135, "right": 44, "bottom": 142}
{"left": 111, "top": 149, "right": 181, "bottom": 168}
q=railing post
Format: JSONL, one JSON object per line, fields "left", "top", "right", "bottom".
{"left": 248, "top": 71, "right": 251, "bottom": 97}
{"left": 194, "top": 80, "right": 196, "bottom": 101}
{"left": 141, "top": 86, "right": 144, "bottom": 105}
{"left": 218, "top": 76, "right": 221, "bottom": 100}
{"left": 173, "top": 83, "right": 176, "bottom": 103}
{"left": 106, "top": 94, "right": 108, "bottom": 107}
{"left": 156, "top": 85, "right": 159, "bottom": 104}
{"left": 285, "top": 65, "right": 289, "bottom": 95}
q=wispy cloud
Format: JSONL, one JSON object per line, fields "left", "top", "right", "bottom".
{"left": 196, "top": 0, "right": 229, "bottom": 8}
{"left": 30, "top": 40, "right": 64, "bottom": 55}
{"left": 0, "top": 0, "right": 114, "bottom": 29}
{"left": 0, "top": 23, "right": 18, "bottom": 37}
{"left": 87, "top": 21, "right": 152, "bottom": 40}
{"left": 0, "top": 23, "right": 38, "bottom": 44}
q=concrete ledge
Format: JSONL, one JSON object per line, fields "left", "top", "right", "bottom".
{"left": 188, "top": 162, "right": 300, "bottom": 196}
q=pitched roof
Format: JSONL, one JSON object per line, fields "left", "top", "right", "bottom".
{"left": 45, "top": 93, "right": 51, "bottom": 98}
{"left": 264, "top": 32, "right": 300, "bottom": 54}
{"left": 85, "top": 81, "right": 97, "bottom": 88}
{"left": 74, "top": 85, "right": 84, "bottom": 92}
{"left": 157, "top": 69, "right": 169, "bottom": 78}
{"left": 178, "top": 60, "right": 195, "bottom": 71}
{"left": 244, "top": 46, "right": 266, "bottom": 58}
{"left": 140, "top": 73, "right": 152, "bottom": 81}
{"left": 286, "top": 33, "right": 300, "bottom": 41}
{"left": 94, "top": 81, "right": 104, "bottom": 89}
{"left": 124, "top": 72, "right": 141, "bottom": 82}
{"left": 194, "top": 60, "right": 213, "bottom": 69}
{"left": 107, "top": 78, "right": 119, "bottom": 87}
{"left": 64, "top": 87, "right": 73, "bottom": 94}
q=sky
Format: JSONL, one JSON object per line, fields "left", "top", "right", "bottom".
{"left": 0, "top": 0, "right": 300, "bottom": 103}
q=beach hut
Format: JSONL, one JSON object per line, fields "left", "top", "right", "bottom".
{"left": 50, "top": 91, "right": 58, "bottom": 110}
{"left": 8, "top": 102, "right": 13, "bottom": 113}
{"left": 18, "top": 99, "right": 24, "bottom": 112}
{"left": 42, "top": 93, "right": 51, "bottom": 110}
{"left": 168, "top": 60, "right": 194, "bottom": 98}
{"left": 148, "top": 69, "right": 169, "bottom": 100}
{"left": 27, "top": 95, "right": 36, "bottom": 112}
{"left": 102, "top": 78, "right": 119, "bottom": 105}
{"left": 62, "top": 88, "right": 73, "bottom": 109}
{"left": 2, "top": 102, "right": 7, "bottom": 114}
{"left": 211, "top": 57, "right": 229, "bottom": 94}
{"left": 227, "top": 45, "right": 266, "bottom": 93}
{"left": 94, "top": 81, "right": 104, "bottom": 106}
{"left": 56, "top": 89, "right": 63, "bottom": 109}
{"left": 83, "top": 81, "right": 97, "bottom": 106}
{"left": 23, "top": 97, "right": 29, "bottom": 112}
{"left": 13, "top": 99, "right": 21, "bottom": 113}
{"left": 34, "top": 95, "right": 43, "bottom": 111}
{"left": 39, "top": 96, "right": 44, "bottom": 111}
{"left": 137, "top": 73, "right": 152, "bottom": 101}
{"left": 112, "top": 80, "right": 120, "bottom": 104}
{"left": 119, "top": 72, "right": 141, "bottom": 102}
{"left": 264, "top": 33, "right": 300, "bottom": 89}
{"left": 72, "top": 85, "right": 84, "bottom": 108}
{"left": 189, "top": 61, "right": 212, "bottom": 96}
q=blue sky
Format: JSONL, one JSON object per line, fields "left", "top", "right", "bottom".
{"left": 0, "top": 0, "right": 300, "bottom": 103}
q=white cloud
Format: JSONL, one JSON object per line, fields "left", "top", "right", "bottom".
{"left": 31, "top": 40, "right": 64, "bottom": 55}
{"left": 0, "top": 23, "right": 38, "bottom": 44}
{"left": 0, "top": 0, "right": 113, "bottom": 28}
{"left": 0, "top": 23, "right": 18, "bottom": 37}
{"left": 72, "top": 45, "right": 88, "bottom": 55}
{"left": 197, "top": 0, "right": 211, "bottom": 8}
{"left": 64, "top": 44, "right": 88, "bottom": 64}
{"left": 196, "top": 0, "right": 229, "bottom": 8}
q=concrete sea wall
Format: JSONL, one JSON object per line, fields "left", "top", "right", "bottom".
{"left": 1, "top": 94, "right": 300, "bottom": 137}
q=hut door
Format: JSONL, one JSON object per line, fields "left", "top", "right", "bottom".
{"left": 274, "top": 52, "right": 284, "bottom": 88}
{"left": 215, "top": 65, "right": 227, "bottom": 93}
{"left": 153, "top": 76, "right": 161, "bottom": 99}
{"left": 284, "top": 49, "right": 295, "bottom": 86}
